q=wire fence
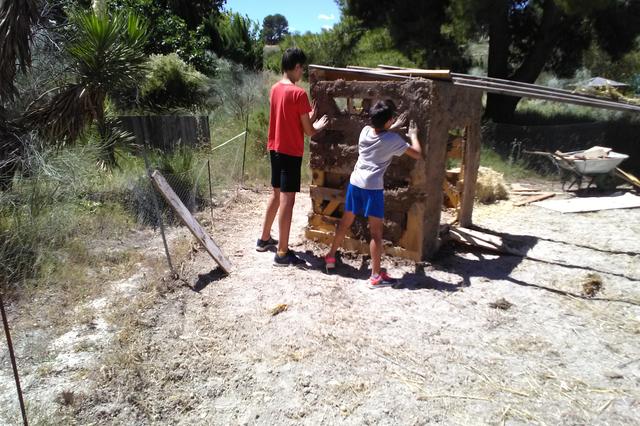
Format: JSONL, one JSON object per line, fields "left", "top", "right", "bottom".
{"left": 136, "top": 127, "right": 252, "bottom": 274}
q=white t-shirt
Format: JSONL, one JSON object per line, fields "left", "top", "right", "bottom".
{"left": 349, "top": 126, "right": 409, "bottom": 190}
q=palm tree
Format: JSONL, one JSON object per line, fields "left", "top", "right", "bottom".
{"left": 0, "top": 0, "right": 40, "bottom": 101}
{"left": 23, "top": 9, "right": 149, "bottom": 164}
{"left": 0, "top": 0, "right": 41, "bottom": 188}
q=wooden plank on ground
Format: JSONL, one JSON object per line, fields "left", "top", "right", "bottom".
{"left": 449, "top": 226, "right": 525, "bottom": 256}
{"left": 150, "top": 170, "right": 232, "bottom": 274}
{"left": 616, "top": 168, "right": 640, "bottom": 190}
{"left": 514, "top": 192, "right": 555, "bottom": 207}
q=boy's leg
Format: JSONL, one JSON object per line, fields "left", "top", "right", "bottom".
{"left": 260, "top": 187, "right": 280, "bottom": 241}
{"left": 275, "top": 152, "right": 302, "bottom": 258}
{"left": 277, "top": 191, "right": 296, "bottom": 254}
{"left": 326, "top": 211, "right": 356, "bottom": 258}
{"left": 258, "top": 151, "right": 281, "bottom": 250}
{"left": 368, "top": 216, "right": 384, "bottom": 276}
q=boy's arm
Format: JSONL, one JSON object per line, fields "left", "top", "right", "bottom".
{"left": 403, "top": 120, "right": 422, "bottom": 160}
{"left": 300, "top": 113, "right": 328, "bottom": 137}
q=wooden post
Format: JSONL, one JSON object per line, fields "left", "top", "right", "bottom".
{"left": 421, "top": 110, "right": 450, "bottom": 258}
{"left": 150, "top": 170, "right": 233, "bottom": 274}
{"left": 458, "top": 96, "right": 483, "bottom": 227}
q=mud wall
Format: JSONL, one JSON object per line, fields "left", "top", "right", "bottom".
{"left": 307, "top": 77, "right": 482, "bottom": 259}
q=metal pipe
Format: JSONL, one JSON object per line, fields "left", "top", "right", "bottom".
{"left": 1, "top": 292, "right": 28, "bottom": 426}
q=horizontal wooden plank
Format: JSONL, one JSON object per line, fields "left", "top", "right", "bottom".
{"left": 305, "top": 229, "right": 421, "bottom": 261}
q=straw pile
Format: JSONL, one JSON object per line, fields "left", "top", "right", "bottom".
{"left": 475, "top": 167, "right": 509, "bottom": 204}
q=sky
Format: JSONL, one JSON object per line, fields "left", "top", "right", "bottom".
{"left": 224, "top": 0, "right": 341, "bottom": 34}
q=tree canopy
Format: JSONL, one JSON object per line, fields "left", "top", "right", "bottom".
{"left": 262, "top": 14, "right": 289, "bottom": 45}
{"left": 341, "top": 0, "right": 640, "bottom": 121}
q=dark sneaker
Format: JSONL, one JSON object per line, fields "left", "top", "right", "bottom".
{"left": 368, "top": 271, "right": 398, "bottom": 289}
{"left": 256, "top": 237, "right": 278, "bottom": 252}
{"left": 274, "top": 250, "right": 305, "bottom": 267}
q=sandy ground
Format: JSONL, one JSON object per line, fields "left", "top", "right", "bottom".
{"left": 1, "top": 184, "right": 639, "bottom": 425}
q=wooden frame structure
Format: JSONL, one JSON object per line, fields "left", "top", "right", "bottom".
{"left": 306, "top": 65, "right": 483, "bottom": 260}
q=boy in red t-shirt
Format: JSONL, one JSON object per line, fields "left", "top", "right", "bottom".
{"left": 257, "top": 48, "right": 328, "bottom": 266}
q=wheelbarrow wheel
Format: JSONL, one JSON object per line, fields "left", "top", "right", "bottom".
{"left": 593, "top": 173, "right": 621, "bottom": 191}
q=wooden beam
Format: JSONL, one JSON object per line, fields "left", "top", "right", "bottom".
{"left": 448, "top": 226, "right": 526, "bottom": 257}
{"left": 310, "top": 185, "right": 345, "bottom": 201}
{"left": 305, "top": 229, "right": 421, "bottom": 261}
{"left": 458, "top": 102, "right": 482, "bottom": 227}
{"left": 150, "top": 170, "right": 232, "bottom": 274}
{"left": 513, "top": 193, "right": 555, "bottom": 206}
{"left": 309, "top": 64, "right": 410, "bottom": 82}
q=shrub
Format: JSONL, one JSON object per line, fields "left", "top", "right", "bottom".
{"left": 139, "top": 53, "right": 212, "bottom": 111}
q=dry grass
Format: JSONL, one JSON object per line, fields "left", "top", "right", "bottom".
{"left": 476, "top": 166, "right": 509, "bottom": 204}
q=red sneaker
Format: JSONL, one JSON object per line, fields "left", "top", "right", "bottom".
{"left": 324, "top": 255, "right": 336, "bottom": 273}
{"left": 368, "top": 271, "right": 397, "bottom": 288}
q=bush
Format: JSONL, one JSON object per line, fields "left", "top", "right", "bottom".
{"left": 139, "top": 54, "right": 212, "bottom": 111}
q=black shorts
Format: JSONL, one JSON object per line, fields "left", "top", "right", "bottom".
{"left": 270, "top": 150, "right": 302, "bottom": 193}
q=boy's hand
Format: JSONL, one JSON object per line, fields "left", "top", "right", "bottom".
{"left": 313, "top": 115, "right": 329, "bottom": 131}
{"left": 407, "top": 120, "right": 418, "bottom": 139}
{"left": 390, "top": 112, "right": 408, "bottom": 130}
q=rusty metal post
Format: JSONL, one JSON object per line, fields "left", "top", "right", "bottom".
{"left": 1, "top": 292, "right": 28, "bottom": 425}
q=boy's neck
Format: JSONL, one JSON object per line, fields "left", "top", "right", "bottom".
{"left": 282, "top": 72, "right": 298, "bottom": 84}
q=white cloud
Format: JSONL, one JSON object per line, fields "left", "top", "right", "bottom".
{"left": 318, "top": 13, "right": 335, "bottom": 21}
{"left": 322, "top": 25, "right": 332, "bottom": 30}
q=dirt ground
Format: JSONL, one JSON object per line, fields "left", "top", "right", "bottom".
{"left": 1, "top": 181, "right": 639, "bottom": 425}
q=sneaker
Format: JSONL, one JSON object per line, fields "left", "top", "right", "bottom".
{"left": 324, "top": 255, "right": 336, "bottom": 273}
{"left": 274, "top": 250, "right": 306, "bottom": 267}
{"left": 368, "top": 271, "right": 398, "bottom": 289}
{"left": 256, "top": 237, "right": 278, "bottom": 252}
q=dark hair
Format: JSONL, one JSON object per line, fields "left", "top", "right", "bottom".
{"left": 369, "top": 100, "right": 396, "bottom": 129}
{"left": 281, "top": 47, "right": 307, "bottom": 72}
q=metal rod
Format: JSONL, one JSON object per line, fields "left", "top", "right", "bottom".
{"left": 0, "top": 292, "right": 28, "bottom": 426}
{"left": 374, "top": 64, "right": 640, "bottom": 113}
{"left": 450, "top": 72, "right": 618, "bottom": 102}
{"left": 451, "top": 81, "right": 640, "bottom": 113}
{"left": 241, "top": 113, "right": 249, "bottom": 187}
{"left": 142, "top": 146, "right": 175, "bottom": 273}
{"left": 207, "top": 159, "right": 214, "bottom": 225}
{"left": 381, "top": 64, "right": 628, "bottom": 103}
{"left": 451, "top": 77, "right": 640, "bottom": 112}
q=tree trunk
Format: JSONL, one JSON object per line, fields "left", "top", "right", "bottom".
{"left": 484, "top": 0, "right": 515, "bottom": 121}
{"left": 94, "top": 93, "right": 116, "bottom": 167}
{"left": 485, "top": 0, "right": 562, "bottom": 122}
{"left": 92, "top": 0, "right": 107, "bottom": 16}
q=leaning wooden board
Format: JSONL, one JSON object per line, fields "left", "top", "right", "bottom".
{"left": 150, "top": 170, "right": 232, "bottom": 274}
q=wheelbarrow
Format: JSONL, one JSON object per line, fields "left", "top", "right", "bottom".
{"left": 525, "top": 148, "right": 629, "bottom": 191}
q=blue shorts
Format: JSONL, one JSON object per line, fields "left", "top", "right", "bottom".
{"left": 344, "top": 183, "right": 384, "bottom": 218}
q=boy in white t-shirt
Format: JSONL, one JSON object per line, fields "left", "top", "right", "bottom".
{"left": 324, "top": 100, "right": 422, "bottom": 288}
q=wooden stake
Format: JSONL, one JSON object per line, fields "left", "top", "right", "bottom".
{"left": 150, "top": 170, "right": 232, "bottom": 274}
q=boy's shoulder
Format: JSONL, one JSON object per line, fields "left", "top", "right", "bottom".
{"left": 271, "top": 81, "right": 306, "bottom": 94}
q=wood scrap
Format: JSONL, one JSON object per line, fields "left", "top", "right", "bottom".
{"left": 448, "top": 226, "right": 526, "bottom": 256}
{"left": 150, "top": 170, "right": 232, "bottom": 274}
{"left": 615, "top": 168, "right": 640, "bottom": 190}
{"left": 510, "top": 184, "right": 540, "bottom": 192}
{"left": 514, "top": 192, "right": 555, "bottom": 206}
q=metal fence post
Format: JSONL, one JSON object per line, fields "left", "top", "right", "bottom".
{"left": 142, "top": 146, "right": 175, "bottom": 274}
{"left": 207, "top": 159, "right": 214, "bottom": 225}
{"left": 241, "top": 113, "right": 249, "bottom": 186}
{"left": 0, "top": 292, "right": 28, "bottom": 426}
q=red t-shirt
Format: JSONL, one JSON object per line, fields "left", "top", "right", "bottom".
{"left": 267, "top": 82, "right": 312, "bottom": 157}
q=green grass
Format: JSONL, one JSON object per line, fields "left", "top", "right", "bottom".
{"left": 480, "top": 144, "right": 540, "bottom": 180}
